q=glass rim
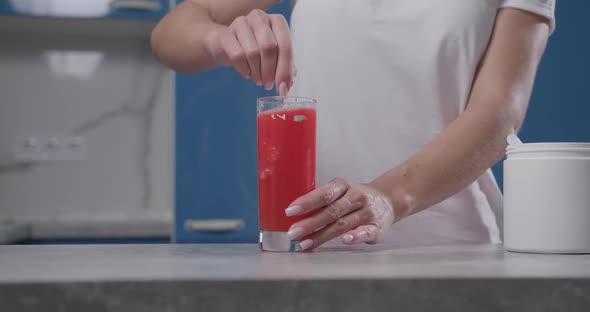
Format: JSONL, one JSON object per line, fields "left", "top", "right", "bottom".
{"left": 257, "top": 96, "right": 316, "bottom": 114}
{"left": 257, "top": 96, "right": 317, "bottom": 104}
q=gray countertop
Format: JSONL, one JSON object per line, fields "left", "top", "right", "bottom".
{"left": 1, "top": 243, "right": 590, "bottom": 311}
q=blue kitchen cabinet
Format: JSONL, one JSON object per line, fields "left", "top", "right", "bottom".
{"left": 0, "top": 0, "right": 170, "bottom": 20}
{"left": 175, "top": 2, "right": 291, "bottom": 243}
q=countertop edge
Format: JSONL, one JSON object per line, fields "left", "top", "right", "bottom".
{"left": 1, "top": 279, "right": 589, "bottom": 312}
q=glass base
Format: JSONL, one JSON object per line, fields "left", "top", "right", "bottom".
{"left": 259, "top": 230, "right": 299, "bottom": 252}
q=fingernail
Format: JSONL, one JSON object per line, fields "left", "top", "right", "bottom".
{"left": 278, "top": 82, "right": 288, "bottom": 96}
{"left": 245, "top": 75, "right": 251, "bottom": 79}
{"left": 297, "top": 239, "right": 313, "bottom": 251}
{"left": 287, "top": 227, "right": 304, "bottom": 240}
{"left": 264, "top": 82, "right": 274, "bottom": 91}
{"left": 285, "top": 205, "right": 303, "bottom": 217}
{"left": 256, "top": 81, "right": 263, "bottom": 86}
{"left": 342, "top": 234, "right": 354, "bottom": 243}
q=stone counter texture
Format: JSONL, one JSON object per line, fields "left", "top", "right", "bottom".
{"left": 1, "top": 244, "right": 589, "bottom": 312}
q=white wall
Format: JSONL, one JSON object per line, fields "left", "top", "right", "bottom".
{"left": 0, "top": 19, "right": 173, "bottom": 238}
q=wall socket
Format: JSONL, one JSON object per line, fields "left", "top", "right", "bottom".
{"left": 14, "top": 135, "right": 87, "bottom": 162}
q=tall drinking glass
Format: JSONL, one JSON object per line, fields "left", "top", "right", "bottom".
{"left": 257, "top": 96, "right": 317, "bottom": 251}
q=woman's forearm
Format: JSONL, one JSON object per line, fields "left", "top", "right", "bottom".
{"left": 151, "top": 0, "right": 278, "bottom": 73}
{"left": 371, "top": 94, "right": 519, "bottom": 220}
{"left": 370, "top": 8, "right": 550, "bottom": 220}
{"left": 151, "top": 1, "right": 224, "bottom": 73}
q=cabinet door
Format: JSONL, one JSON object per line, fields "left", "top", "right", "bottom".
{"left": 0, "top": 0, "right": 169, "bottom": 20}
{"left": 108, "top": 0, "right": 170, "bottom": 20}
{"left": 175, "top": 2, "right": 291, "bottom": 243}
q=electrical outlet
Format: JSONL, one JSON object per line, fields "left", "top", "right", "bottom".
{"left": 14, "top": 135, "right": 87, "bottom": 162}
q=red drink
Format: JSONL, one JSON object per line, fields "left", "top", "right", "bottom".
{"left": 257, "top": 97, "right": 316, "bottom": 251}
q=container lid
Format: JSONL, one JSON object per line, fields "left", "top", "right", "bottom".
{"left": 506, "top": 142, "right": 590, "bottom": 158}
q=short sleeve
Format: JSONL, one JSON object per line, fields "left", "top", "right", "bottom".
{"left": 498, "top": 0, "right": 556, "bottom": 34}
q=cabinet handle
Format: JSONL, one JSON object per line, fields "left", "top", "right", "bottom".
{"left": 110, "top": 0, "right": 161, "bottom": 12}
{"left": 184, "top": 219, "right": 245, "bottom": 232}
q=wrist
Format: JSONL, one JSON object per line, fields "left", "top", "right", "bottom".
{"left": 369, "top": 171, "right": 414, "bottom": 223}
{"left": 204, "top": 25, "right": 227, "bottom": 66}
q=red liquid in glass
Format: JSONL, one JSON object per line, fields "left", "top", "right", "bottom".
{"left": 257, "top": 107, "right": 316, "bottom": 232}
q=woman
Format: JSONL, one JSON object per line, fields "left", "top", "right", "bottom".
{"left": 152, "top": 0, "right": 554, "bottom": 251}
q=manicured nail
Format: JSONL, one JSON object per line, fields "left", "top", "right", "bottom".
{"left": 285, "top": 205, "right": 303, "bottom": 217}
{"left": 256, "top": 81, "right": 263, "bottom": 86}
{"left": 264, "top": 82, "right": 274, "bottom": 91}
{"left": 245, "top": 75, "right": 251, "bottom": 79}
{"left": 342, "top": 234, "right": 354, "bottom": 243}
{"left": 287, "top": 227, "right": 304, "bottom": 240}
{"left": 297, "top": 239, "right": 313, "bottom": 251}
{"left": 278, "top": 82, "right": 288, "bottom": 96}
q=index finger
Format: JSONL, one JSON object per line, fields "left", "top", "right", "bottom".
{"left": 269, "top": 14, "right": 293, "bottom": 95}
{"left": 249, "top": 13, "right": 278, "bottom": 89}
{"left": 286, "top": 178, "right": 350, "bottom": 216}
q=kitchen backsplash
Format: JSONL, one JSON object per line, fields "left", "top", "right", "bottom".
{"left": 0, "top": 22, "right": 173, "bottom": 238}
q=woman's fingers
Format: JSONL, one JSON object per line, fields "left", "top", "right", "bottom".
{"left": 286, "top": 182, "right": 395, "bottom": 251}
{"left": 222, "top": 10, "right": 292, "bottom": 90}
{"left": 270, "top": 14, "right": 293, "bottom": 95}
{"left": 248, "top": 10, "right": 278, "bottom": 90}
{"left": 342, "top": 224, "right": 381, "bottom": 245}
{"left": 231, "top": 16, "right": 260, "bottom": 82}
{"left": 287, "top": 190, "right": 371, "bottom": 241}
{"left": 296, "top": 210, "right": 367, "bottom": 251}
{"left": 286, "top": 178, "right": 350, "bottom": 217}
{"left": 218, "top": 30, "right": 250, "bottom": 79}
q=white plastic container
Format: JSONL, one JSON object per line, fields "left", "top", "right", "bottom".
{"left": 504, "top": 143, "right": 590, "bottom": 253}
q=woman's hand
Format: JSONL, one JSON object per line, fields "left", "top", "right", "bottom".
{"left": 206, "top": 9, "right": 293, "bottom": 95}
{"left": 285, "top": 178, "right": 396, "bottom": 251}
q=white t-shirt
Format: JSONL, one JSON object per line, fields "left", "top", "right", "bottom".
{"left": 289, "top": 0, "right": 555, "bottom": 247}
